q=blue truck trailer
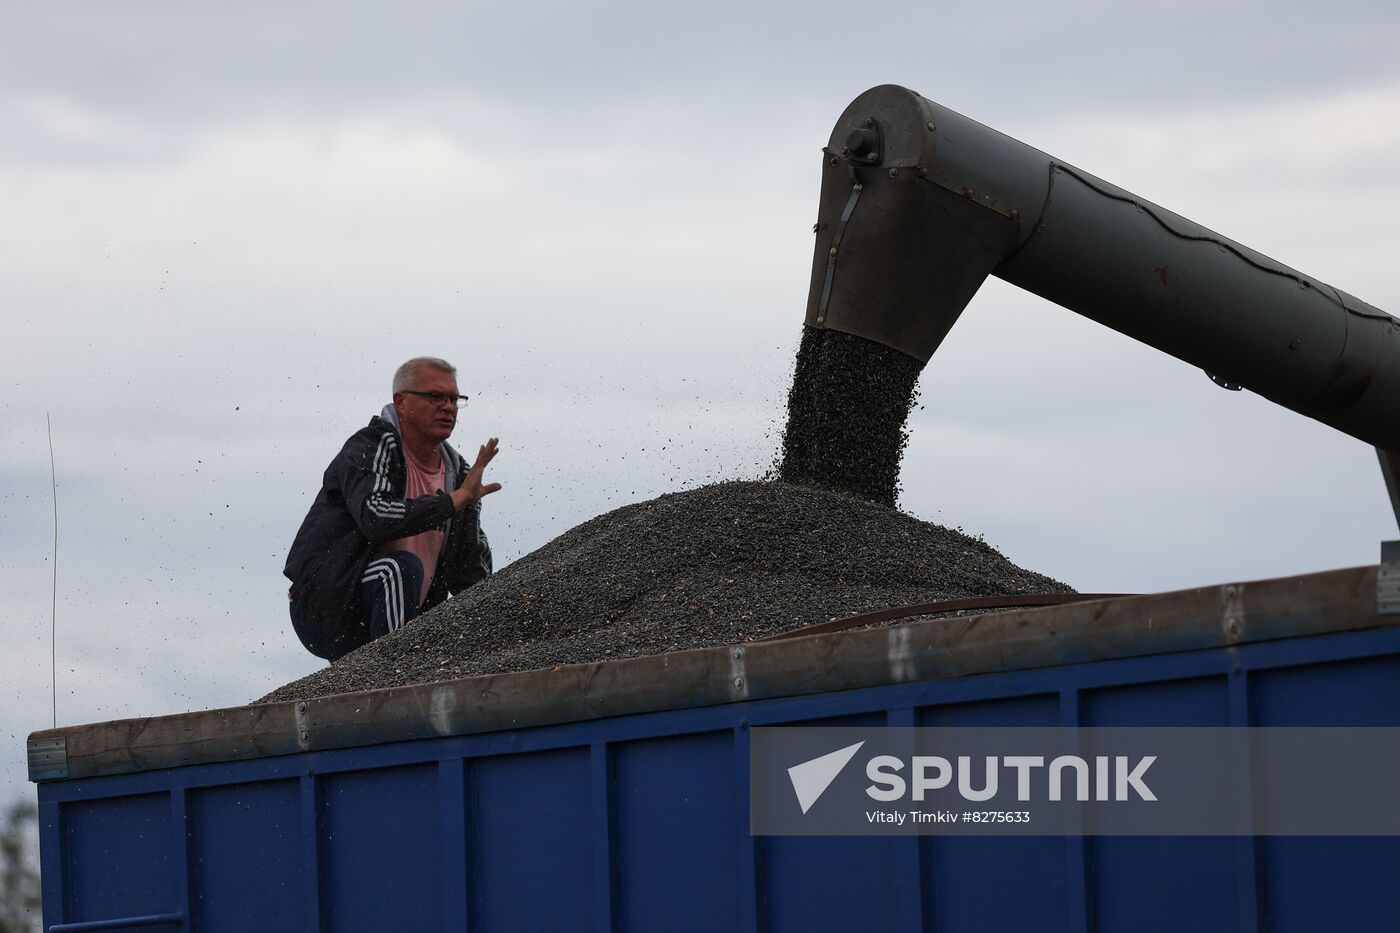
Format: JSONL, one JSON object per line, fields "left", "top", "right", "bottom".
{"left": 27, "top": 563, "right": 1400, "bottom": 932}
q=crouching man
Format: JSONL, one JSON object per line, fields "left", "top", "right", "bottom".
{"left": 284, "top": 356, "right": 500, "bottom": 661}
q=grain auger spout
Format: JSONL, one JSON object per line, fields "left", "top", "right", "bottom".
{"left": 786, "top": 83, "right": 1400, "bottom": 527}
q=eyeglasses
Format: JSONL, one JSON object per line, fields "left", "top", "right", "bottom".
{"left": 401, "top": 390, "right": 469, "bottom": 410}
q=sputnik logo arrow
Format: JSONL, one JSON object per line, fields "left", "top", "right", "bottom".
{"left": 788, "top": 741, "right": 865, "bottom": 814}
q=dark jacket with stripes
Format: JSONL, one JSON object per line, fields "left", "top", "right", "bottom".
{"left": 284, "top": 412, "right": 492, "bottom": 660}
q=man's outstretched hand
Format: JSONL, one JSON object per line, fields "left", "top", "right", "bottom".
{"left": 451, "top": 437, "right": 502, "bottom": 510}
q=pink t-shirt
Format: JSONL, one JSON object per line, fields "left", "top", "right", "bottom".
{"left": 381, "top": 447, "right": 447, "bottom": 607}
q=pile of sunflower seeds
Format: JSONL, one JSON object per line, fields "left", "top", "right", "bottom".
{"left": 260, "top": 480, "right": 1072, "bottom": 703}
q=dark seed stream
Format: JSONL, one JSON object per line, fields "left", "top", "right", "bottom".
{"left": 778, "top": 326, "right": 924, "bottom": 505}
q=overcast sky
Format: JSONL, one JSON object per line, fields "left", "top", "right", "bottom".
{"left": 4, "top": 1, "right": 1399, "bottom": 805}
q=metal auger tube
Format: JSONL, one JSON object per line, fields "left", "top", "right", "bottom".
{"left": 806, "top": 84, "right": 1400, "bottom": 457}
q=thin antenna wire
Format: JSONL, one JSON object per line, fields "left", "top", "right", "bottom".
{"left": 47, "top": 414, "right": 58, "bottom": 729}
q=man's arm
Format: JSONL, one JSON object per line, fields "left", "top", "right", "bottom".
{"left": 339, "top": 432, "right": 454, "bottom": 545}
{"left": 433, "top": 439, "right": 500, "bottom": 598}
{"left": 439, "top": 499, "right": 493, "bottom": 595}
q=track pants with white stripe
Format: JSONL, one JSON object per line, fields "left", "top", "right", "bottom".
{"left": 358, "top": 550, "right": 426, "bottom": 639}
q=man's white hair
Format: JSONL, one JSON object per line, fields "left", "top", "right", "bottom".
{"left": 392, "top": 356, "right": 457, "bottom": 394}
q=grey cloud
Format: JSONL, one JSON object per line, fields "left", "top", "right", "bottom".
{"left": 6, "top": 1, "right": 1400, "bottom": 131}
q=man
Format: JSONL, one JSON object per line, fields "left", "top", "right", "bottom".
{"left": 284, "top": 357, "right": 500, "bottom": 661}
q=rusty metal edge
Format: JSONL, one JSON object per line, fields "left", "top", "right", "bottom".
{"left": 28, "top": 565, "right": 1382, "bottom": 783}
